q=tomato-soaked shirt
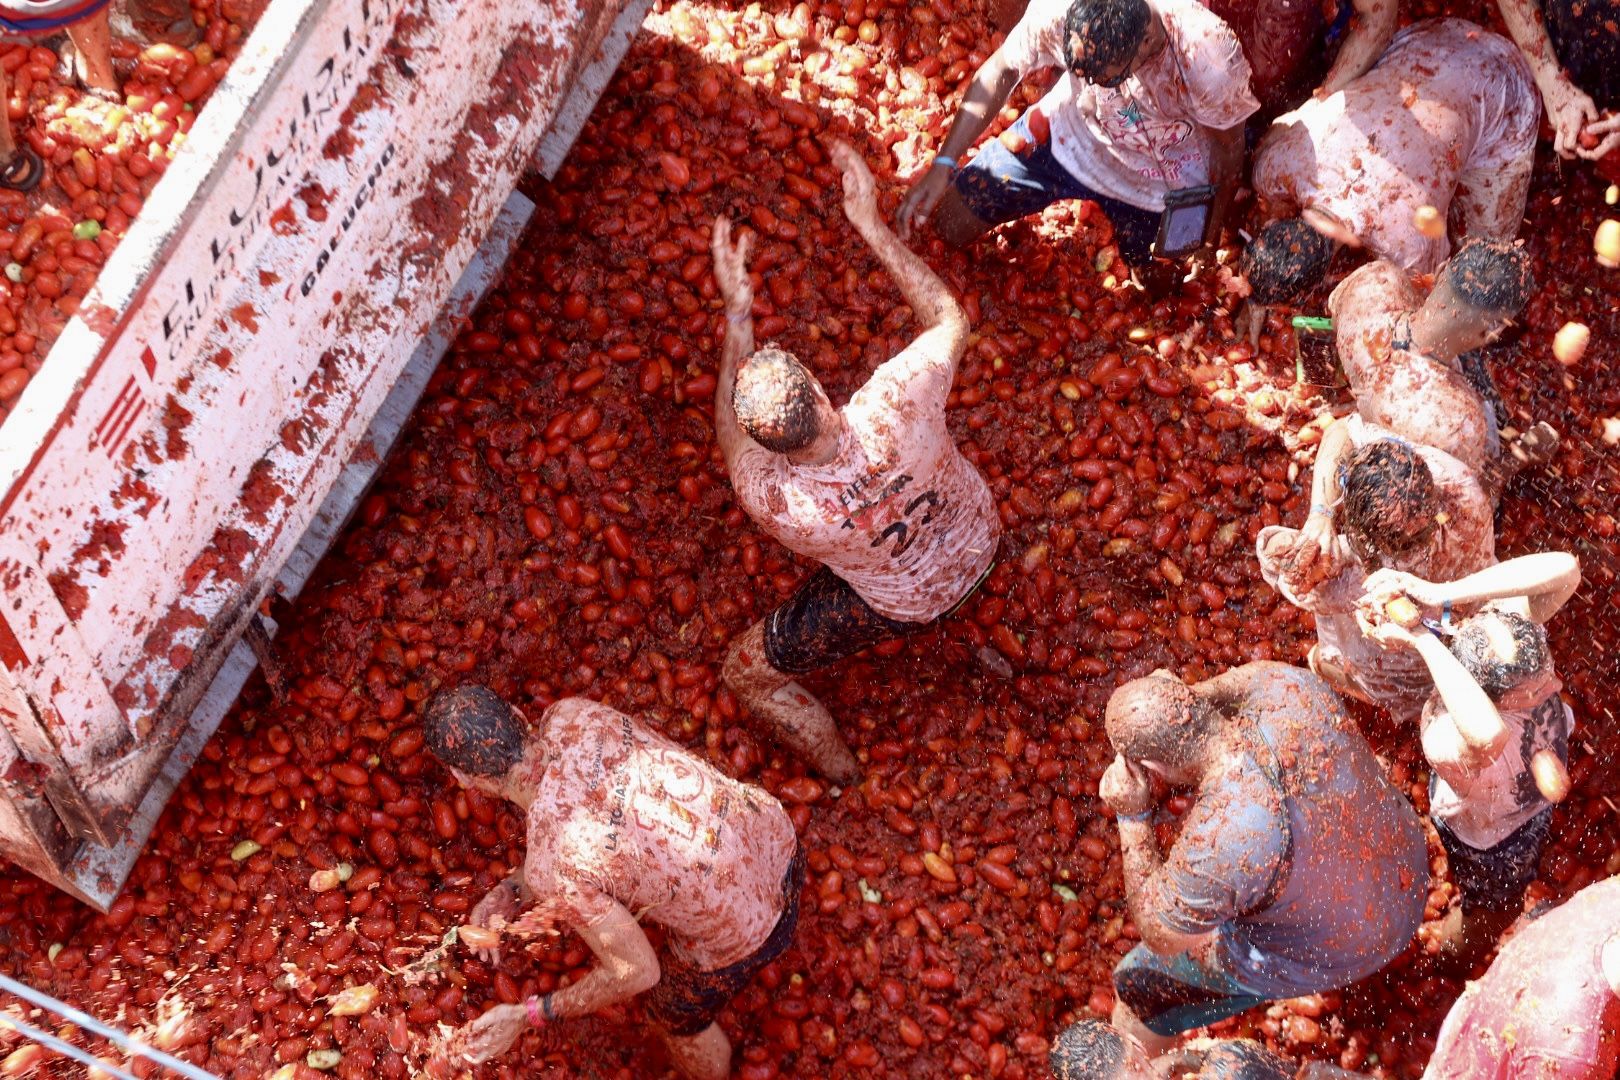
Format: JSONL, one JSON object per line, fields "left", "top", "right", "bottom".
{"left": 1253, "top": 19, "right": 1538, "bottom": 274}
{"left": 520, "top": 699, "right": 797, "bottom": 971}
{"left": 999, "top": 0, "right": 1259, "bottom": 211}
{"left": 1426, "top": 664, "right": 1572, "bottom": 850}
{"left": 728, "top": 337, "right": 998, "bottom": 623}
{"left": 1256, "top": 418, "right": 1496, "bottom": 722}
{"left": 1199, "top": 0, "right": 1332, "bottom": 113}
{"left": 1156, "top": 663, "right": 1428, "bottom": 997}
{"left": 1424, "top": 876, "right": 1620, "bottom": 1079}
{"left": 1329, "top": 260, "right": 1500, "bottom": 478}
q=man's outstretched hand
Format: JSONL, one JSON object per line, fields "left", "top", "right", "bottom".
{"left": 710, "top": 215, "right": 754, "bottom": 319}
{"left": 827, "top": 139, "right": 878, "bottom": 227}
{"left": 897, "top": 166, "right": 950, "bottom": 241}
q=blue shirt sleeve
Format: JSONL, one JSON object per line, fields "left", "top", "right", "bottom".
{"left": 1157, "top": 778, "right": 1290, "bottom": 936}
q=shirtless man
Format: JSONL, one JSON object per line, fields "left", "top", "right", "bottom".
{"left": 1326, "top": 239, "right": 1554, "bottom": 491}
{"left": 713, "top": 142, "right": 998, "bottom": 783}
{"left": 1423, "top": 875, "right": 1620, "bottom": 1077}
{"left": 1257, "top": 417, "right": 1497, "bottom": 723}
{"left": 1357, "top": 552, "right": 1580, "bottom": 962}
{"left": 896, "top": 0, "right": 1259, "bottom": 278}
{"left": 1099, "top": 663, "right": 1427, "bottom": 1055}
{"left": 1241, "top": 19, "right": 1540, "bottom": 303}
{"left": 427, "top": 688, "right": 802, "bottom": 1080}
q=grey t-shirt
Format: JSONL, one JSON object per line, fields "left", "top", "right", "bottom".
{"left": 1157, "top": 664, "right": 1429, "bottom": 996}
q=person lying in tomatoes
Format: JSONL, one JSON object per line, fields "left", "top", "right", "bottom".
{"left": 1097, "top": 661, "right": 1428, "bottom": 1056}
{"left": 425, "top": 688, "right": 803, "bottom": 1080}
{"left": 711, "top": 140, "right": 998, "bottom": 784}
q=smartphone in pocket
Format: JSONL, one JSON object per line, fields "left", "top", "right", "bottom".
{"left": 1155, "top": 184, "right": 1216, "bottom": 258}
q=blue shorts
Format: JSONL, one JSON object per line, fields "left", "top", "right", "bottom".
{"left": 0, "top": 0, "right": 110, "bottom": 34}
{"left": 953, "top": 112, "right": 1161, "bottom": 268}
{"left": 1112, "top": 944, "right": 1272, "bottom": 1037}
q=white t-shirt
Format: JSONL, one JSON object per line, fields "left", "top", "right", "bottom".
{"left": 999, "top": 0, "right": 1259, "bottom": 211}
{"left": 1252, "top": 19, "right": 1539, "bottom": 274}
{"left": 728, "top": 339, "right": 999, "bottom": 623}
{"left": 1329, "top": 261, "right": 1500, "bottom": 478}
{"left": 1426, "top": 666, "right": 1572, "bottom": 850}
{"left": 520, "top": 699, "right": 798, "bottom": 971}
{"left": 1255, "top": 418, "right": 1496, "bottom": 721}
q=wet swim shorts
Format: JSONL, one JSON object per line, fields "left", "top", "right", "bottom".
{"left": 1112, "top": 944, "right": 1273, "bottom": 1037}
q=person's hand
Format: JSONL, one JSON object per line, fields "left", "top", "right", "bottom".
{"left": 1216, "top": 264, "right": 1251, "bottom": 303}
{"left": 1359, "top": 568, "right": 1442, "bottom": 612}
{"left": 461, "top": 1004, "right": 528, "bottom": 1065}
{"left": 1100, "top": 754, "right": 1155, "bottom": 818}
{"left": 710, "top": 215, "right": 755, "bottom": 319}
{"left": 1283, "top": 510, "right": 1340, "bottom": 587}
{"left": 1361, "top": 615, "right": 1420, "bottom": 651}
{"left": 1579, "top": 110, "right": 1620, "bottom": 161}
{"left": 897, "top": 165, "right": 951, "bottom": 241}
{"left": 467, "top": 881, "right": 521, "bottom": 964}
{"left": 827, "top": 139, "right": 878, "bottom": 228}
{"left": 1544, "top": 80, "right": 1602, "bottom": 159}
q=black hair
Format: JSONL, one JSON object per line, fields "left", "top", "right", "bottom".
{"left": 733, "top": 347, "right": 822, "bottom": 454}
{"left": 1104, "top": 675, "right": 1214, "bottom": 769}
{"left": 422, "top": 684, "right": 526, "bottom": 777}
{"left": 1063, "top": 0, "right": 1150, "bottom": 83}
{"left": 1450, "top": 606, "right": 1549, "bottom": 699}
{"left": 1050, "top": 1020, "right": 1128, "bottom": 1080}
{"left": 1442, "top": 238, "right": 1535, "bottom": 317}
{"left": 1242, "top": 218, "right": 1336, "bottom": 304}
{"left": 1202, "top": 1040, "right": 1293, "bottom": 1080}
{"left": 1338, "top": 441, "right": 1438, "bottom": 559}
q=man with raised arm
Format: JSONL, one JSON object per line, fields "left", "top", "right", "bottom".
{"left": 1098, "top": 662, "right": 1428, "bottom": 1055}
{"left": 1257, "top": 417, "right": 1497, "bottom": 723}
{"left": 427, "top": 688, "right": 802, "bottom": 1080}
{"left": 711, "top": 141, "right": 998, "bottom": 783}
{"left": 896, "top": 0, "right": 1259, "bottom": 282}
{"left": 1356, "top": 552, "right": 1580, "bottom": 964}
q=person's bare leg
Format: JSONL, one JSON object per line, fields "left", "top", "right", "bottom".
{"left": 0, "top": 66, "right": 14, "bottom": 165}
{"left": 931, "top": 186, "right": 995, "bottom": 248}
{"left": 1439, "top": 903, "right": 1519, "bottom": 972}
{"left": 65, "top": 9, "right": 118, "bottom": 94}
{"left": 1307, "top": 644, "right": 1373, "bottom": 706}
{"left": 722, "top": 620, "right": 860, "bottom": 784}
{"left": 1110, "top": 999, "right": 1177, "bottom": 1056}
{"left": 662, "top": 1023, "right": 730, "bottom": 1080}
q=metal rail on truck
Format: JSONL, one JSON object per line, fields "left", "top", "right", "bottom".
{"left": 0, "top": 0, "right": 653, "bottom": 907}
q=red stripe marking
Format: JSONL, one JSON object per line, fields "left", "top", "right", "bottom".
{"left": 0, "top": 607, "right": 28, "bottom": 670}
{"left": 106, "top": 397, "right": 147, "bottom": 458}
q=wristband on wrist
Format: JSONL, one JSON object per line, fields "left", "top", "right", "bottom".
{"left": 541, "top": 993, "right": 557, "bottom": 1022}
{"left": 727, "top": 310, "right": 750, "bottom": 325}
{"left": 1116, "top": 809, "right": 1154, "bottom": 824}
{"left": 1310, "top": 503, "right": 1331, "bottom": 518}
{"left": 933, "top": 154, "right": 958, "bottom": 171}
{"left": 524, "top": 996, "right": 544, "bottom": 1027}
{"left": 1441, "top": 599, "right": 1452, "bottom": 631}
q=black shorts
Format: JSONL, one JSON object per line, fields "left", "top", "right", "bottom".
{"left": 1435, "top": 807, "right": 1553, "bottom": 915}
{"left": 762, "top": 560, "right": 992, "bottom": 677}
{"left": 643, "top": 846, "right": 805, "bottom": 1037}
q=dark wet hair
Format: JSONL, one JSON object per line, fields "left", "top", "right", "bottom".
{"left": 422, "top": 684, "right": 525, "bottom": 777}
{"left": 1063, "top": 0, "right": 1150, "bottom": 83}
{"left": 1242, "top": 218, "right": 1336, "bottom": 304}
{"left": 1202, "top": 1039, "right": 1293, "bottom": 1080}
{"left": 734, "top": 347, "right": 821, "bottom": 454}
{"left": 1338, "top": 441, "right": 1438, "bottom": 559}
{"left": 1442, "top": 238, "right": 1534, "bottom": 317}
{"left": 1050, "top": 1020, "right": 1127, "bottom": 1080}
{"left": 1105, "top": 675, "right": 1213, "bottom": 768}
{"left": 1451, "top": 606, "right": 1548, "bottom": 699}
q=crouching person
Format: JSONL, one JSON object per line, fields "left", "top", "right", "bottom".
{"left": 1051, "top": 1018, "right": 1368, "bottom": 1078}
{"left": 1098, "top": 662, "right": 1428, "bottom": 1054}
{"left": 424, "top": 687, "right": 803, "bottom": 1079}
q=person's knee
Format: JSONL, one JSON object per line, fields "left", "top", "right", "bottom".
{"left": 662, "top": 1022, "right": 730, "bottom": 1080}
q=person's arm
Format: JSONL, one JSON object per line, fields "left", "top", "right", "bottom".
{"left": 897, "top": 48, "right": 1023, "bottom": 240}
{"left": 1100, "top": 756, "right": 1212, "bottom": 957}
{"left": 459, "top": 902, "right": 660, "bottom": 1065}
{"left": 830, "top": 141, "right": 970, "bottom": 374}
{"left": 1495, "top": 0, "right": 1608, "bottom": 159}
{"left": 1202, "top": 122, "right": 1246, "bottom": 247}
{"left": 1314, "top": 0, "right": 1396, "bottom": 97}
{"left": 1280, "top": 416, "right": 1351, "bottom": 583}
{"left": 709, "top": 215, "right": 758, "bottom": 468}
{"left": 1369, "top": 621, "right": 1508, "bottom": 760}
{"left": 1362, "top": 553, "right": 1581, "bottom": 626}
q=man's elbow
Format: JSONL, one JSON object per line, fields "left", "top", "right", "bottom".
{"left": 621, "top": 952, "right": 662, "bottom": 997}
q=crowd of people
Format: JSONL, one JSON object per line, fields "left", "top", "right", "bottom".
{"left": 414, "top": 0, "right": 1620, "bottom": 1075}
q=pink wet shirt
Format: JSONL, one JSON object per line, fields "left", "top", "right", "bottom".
{"left": 1252, "top": 19, "right": 1539, "bottom": 274}
{"left": 520, "top": 699, "right": 798, "bottom": 971}
{"left": 1425, "top": 876, "right": 1620, "bottom": 1079}
{"left": 1255, "top": 418, "right": 1495, "bottom": 721}
{"left": 728, "top": 338, "right": 999, "bottom": 623}
{"left": 1329, "top": 261, "right": 1498, "bottom": 478}
{"left": 999, "top": 0, "right": 1259, "bottom": 211}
